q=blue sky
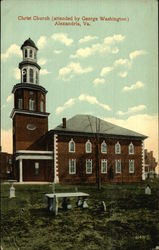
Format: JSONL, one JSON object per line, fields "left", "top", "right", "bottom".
{"left": 1, "top": 0, "right": 158, "bottom": 167}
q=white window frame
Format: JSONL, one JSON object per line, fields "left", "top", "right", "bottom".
{"left": 129, "top": 160, "right": 134, "bottom": 173}
{"left": 29, "top": 49, "right": 33, "bottom": 58}
{"left": 24, "top": 49, "right": 28, "bottom": 58}
{"left": 69, "top": 139, "right": 75, "bottom": 153}
{"left": 101, "top": 159, "right": 107, "bottom": 173}
{"left": 129, "top": 142, "right": 134, "bottom": 155}
{"left": 18, "top": 98, "right": 23, "bottom": 109}
{"left": 35, "top": 162, "right": 39, "bottom": 175}
{"left": 69, "top": 159, "right": 76, "bottom": 174}
{"left": 115, "top": 142, "right": 121, "bottom": 154}
{"left": 29, "top": 99, "right": 35, "bottom": 111}
{"left": 22, "top": 68, "right": 27, "bottom": 83}
{"left": 101, "top": 140, "right": 107, "bottom": 154}
{"left": 40, "top": 100, "right": 44, "bottom": 112}
{"left": 115, "top": 159, "right": 121, "bottom": 173}
{"left": 86, "top": 159, "right": 92, "bottom": 174}
{"left": 29, "top": 68, "right": 34, "bottom": 83}
{"left": 85, "top": 140, "right": 92, "bottom": 153}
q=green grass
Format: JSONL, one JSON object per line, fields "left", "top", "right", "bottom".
{"left": 1, "top": 180, "right": 159, "bottom": 250}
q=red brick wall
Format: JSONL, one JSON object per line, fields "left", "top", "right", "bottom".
{"left": 15, "top": 159, "right": 53, "bottom": 182}
{"left": 56, "top": 134, "right": 143, "bottom": 184}
{"left": 0, "top": 152, "right": 13, "bottom": 180}
{"left": 14, "top": 89, "right": 46, "bottom": 112}
{"left": 13, "top": 113, "right": 48, "bottom": 152}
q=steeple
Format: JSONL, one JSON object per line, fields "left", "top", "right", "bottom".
{"left": 19, "top": 38, "right": 40, "bottom": 85}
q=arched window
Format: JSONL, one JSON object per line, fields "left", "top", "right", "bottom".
{"left": 36, "top": 71, "right": 38, "bottom": 84}
{"left": 22, "top": 68, "right": 27, "bottom": 83}
{"left": 129, "top": 142, "right": 134, "bottom": 154}
{"left": 85, "top": 140, "right": 92, "bottom": 153}
{"left": 115, "top": 142, "right": 121, "bottom": 154}
{"left": 29, "top": 68, "right": 34, "bottom": 83}
{"left": 40, "top": 100, "right": 44, "bottom": 112}
{"left": 34, "top": 51, "right": 36, "bottom": 59}
{"left": 29, "top": 99, "right": 35, "bottom": 111}
{"left": 69, "top": 139, "right": 75, "bottom": 152}
{"left": 29, "top": 49, "right": 33, "bottom": 58}
{"left": 101, "top": 141, "right": 107, "bottom": 153}
{"left": 24, "top": 49, "right": 27, "bottom": 58}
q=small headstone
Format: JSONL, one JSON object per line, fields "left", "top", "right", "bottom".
{"left": 145, "top": 185, "right": 151, "bottom": 195}
{"left": 9, "top": 184, "right": 15, "bottom": 198}
{"left": 82, "top": 199, "right": 88, "bottom": 209}
{"left": 76, "top": 198, "right": 82, "bottom": 207}
{"left": 75, "top": 187, "right": 78, "bottom": 192}
{"left": 67, "top": 199, "right": 72, "bottom": 210}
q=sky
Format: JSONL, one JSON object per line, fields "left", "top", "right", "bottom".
{"left": 1, "top": 0, "right": 158, "bottom": 171}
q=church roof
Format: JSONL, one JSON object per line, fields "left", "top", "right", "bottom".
{"left": 21, "top": 38, "right": 38, "bottom": 50}
{"left": 54, "top": 114, "right": 147, "bottom": 139}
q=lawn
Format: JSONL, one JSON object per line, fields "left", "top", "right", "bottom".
{"left": 1, "top": 180, "right": 159, "bottom": 250}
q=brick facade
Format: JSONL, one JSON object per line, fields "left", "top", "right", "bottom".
{"left": 56, "top": 134, "right": 143, "bottom": 184}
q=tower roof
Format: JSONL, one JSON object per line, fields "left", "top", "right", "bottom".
{"left": 21, "top": 38, "right": 38, "bottom": 50}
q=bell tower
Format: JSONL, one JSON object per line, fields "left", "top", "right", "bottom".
{"left": 11, "top": 38, "right": 50, "bottom": 153}
{"left": 10, "top": 38, "right": 53, "bottom": 183}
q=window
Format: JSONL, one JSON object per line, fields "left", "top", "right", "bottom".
{"left": 36, "top": 71, "right": 38, "bottom": 84}
{"left": 29, "top": 99, "right": 35, "bottom": 111}
{"left": 24, "top": 49, "right": 27, "bottom": 58}
{"left": 40, "top": 100, "right": 44, "bottom": 112}
{"left": 129, "top": 160, "right": 134, "bottom": 173}
{"left": 35, "top": 162, "right": 39, "bottom": 175}
{"left": 86, "top": 159, "right": 92, "bottom": 174}
{"left": 34, "top": 51, "right": 36, "bottom": 59}
{"left": 115, "top": 160, "right": 121, "bottom": 173}
{"left": 129, "top": 143, "right": 134, "bottom": 154}
{"left": 69, "top": 139, "right": 75, "bottom": 152}
{"left": 115, "top": 142, "right": 121, "bottom": 154}
{"left": 69, "top": 159, "right": 76, "bottom": 174}
{"left": 29, "top": 68, "right": 34, "bottom": 83}
{"left": 18, "top": 98, "right": 23, "bottom": 109}
{"left": 29, "top": 49, "right": 33, "bottom": 58}
{"left": 101, "top": 141, "right": 107, "bottom": 153}
{"left": 22, "top": 68, "right": 27, "bottom": 82}
{"left": 101, "top": 159, "right": 107, "bottom": 173}
{"left": 86, "top": 140, "right": 92, "bottom": 153}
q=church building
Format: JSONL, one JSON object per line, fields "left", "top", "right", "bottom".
{"left": 10, "top": 38, "right": 147, "bottom": 184}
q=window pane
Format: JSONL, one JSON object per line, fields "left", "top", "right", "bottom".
{"left": 36, "top": 71, "right": 38, "bottom": 84}
{"left": 24, "top": 49, "right": 27, "bottom": 58}
{"left": 40, "top": 101, "right": 44, "bottom": 112}
{"left": 101, "top": 142, "right": 107, "bottom": 153}
{"left": 35, "top": 162, "right": 39, "bottom": 175}
{"left": 69, "top": 140, "right": 75, "bottom": 152}
{"left": 22, "top": 68, "right": 27, "bottom": 82}
{"left": 30, "top": 68, "right": 34, "bottom": 83}
{"left": 18, "top": 99, "right": 23, "bottom": 109}
{"left": 29, "top": 50, "right": 33, "bottom": 58}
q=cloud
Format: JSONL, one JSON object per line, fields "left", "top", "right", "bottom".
{"left": 78, "top": 94, "right": 111, "bottom": 111}
{"left": 51, "top": 33, "right": 73, "bottom": 46}
{"left": 37, "top": 36, "right": 47, "bottom": 49}
{"left": 38, "top": 58, "right": 47, "bottom": 66}
{"left": 100, "top": 67, "right": 113, "bottom": 77}
{"left": 129, "top": 50, "right": 147, "bottom": 61}
{"left": 117, "top": 105, "right": 146, "bottom": 116}
{"left": 70, "top": 34, "right": 125, "bottom": 58}
{"left": 53, "top": 50, "right": 62, "bottom": 54}
{"left": 59, "top": 62, "right": 93, "bottom": 80}
{"left": 79, "top": 35, "right": 98, "bottom": 44}
{"left": 114, "top": 58, "right": 131, "bottom": 67}
{"left": 1, "top": 129, "right": 12, "bottom": 153}
{"left": 1, "top": 44, "right": 21, "bottom": 60}
{"left": 123, "top": 81, "right": 144, "bottom": 92}
{"left": 55, "top": 98, "right": 75, "bottom": 115}
{"left": 105, "top": 114, "right": 158, "bottom": 172}
{"left": 93, "top": 78, "right": 105, "bottom": 86}
{"left": 14, "top": 68, "right": 20, "bottom": 80}
{"left": 40, "top": 69, "right": 50, "bottom": 75}
{"left": 118, "top": 71, "right": 128, "bottom": 78}
{"left": 6, "top": 95, "right": 13, "bottom": 103}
